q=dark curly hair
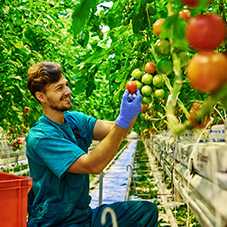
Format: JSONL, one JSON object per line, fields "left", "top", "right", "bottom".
{"left": 27, "top": 62, "right": 62, "bottom": 101}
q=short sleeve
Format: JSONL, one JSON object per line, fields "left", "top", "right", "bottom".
{"left": 37, "top": 136, "right": 85, "bottom": 178}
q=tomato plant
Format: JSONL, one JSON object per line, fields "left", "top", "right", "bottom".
{"left": 125, "top": 81, "right": 137, "bottom": 94}
{"left": 186, "top": 51, "right": 227, "bottom": 93}
{"left": 145, "top": 62, "right": 156, "bottom": 74}
{"left": 1, "top": 0, "right": 227, "bottom": 139}
{"left": 186, "top": 13, "right": 226, "bottom": 51}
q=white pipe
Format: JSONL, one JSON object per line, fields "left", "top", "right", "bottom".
{"left": 101, "top": 207, "right": 118, "bottom": 227}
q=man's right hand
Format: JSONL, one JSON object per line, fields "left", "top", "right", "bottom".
{"left": 115, "top": 88, "right": 141, "bottom": 129}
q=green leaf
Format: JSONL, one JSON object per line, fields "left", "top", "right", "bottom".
{"left": 73, "top": 79, "right": 85, "bottom": 94}
{"left": 86, "top": 79, "right": 96, "bottom": 98}
{"left": 72, "top": 0, "right": 96, "bottom": 37}
{"left": 84, "top": 48, "right": 111, "bottom": 63}
{"left": 77, "top": 29, "right": 89, "bottom": 47}
{"left": 172, "top": 19, "right": 190, "bottom": 51}
{"left": 159, "top": 14, "right": 178, "bottom": 39}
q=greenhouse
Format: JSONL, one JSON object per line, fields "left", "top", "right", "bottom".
{"left": 0, "top": 0, "right": 227, "bottom": 226}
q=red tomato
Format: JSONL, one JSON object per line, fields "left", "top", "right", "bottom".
{"left": 179, "top": 9, "right": 191, "bottom": 22}
{"left": 153, "top": 18, "right": 165, "bottom": 36}
{"left": 181, "top": 0, "right": 199, "bottom": 8}
{"left": 125, "top": 81, "right": 137, "bottom": 94}
{"left": 24, "top": 107, "right": 30, "bottom": 113}
{"left": 186, "top": 14, "right": 226, "bottom": 51}
{"left": 17, "top": 139, "right": 23, "bottom": 145}
{"left": 182, "top": 0, "right": 213, "bottom": 8}
{"left": 186, "top": 51, "right": 227, "bottom": 93}
{"left": 145, "top": 62, "right": 156, "bottom": 74}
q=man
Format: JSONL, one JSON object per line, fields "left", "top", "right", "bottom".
{"left": 26, "top": 61, "right": 158, "bottom": 226}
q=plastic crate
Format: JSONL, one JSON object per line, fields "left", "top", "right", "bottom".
{"left": 0, "top": 172, "right": 32, "bottom": 227}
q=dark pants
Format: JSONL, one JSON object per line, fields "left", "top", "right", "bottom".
{"left": 91, "top": 200, "right": 158, "bottom": 227}
{"left": 58, "top": 200, "right": 158, "bottom": 227}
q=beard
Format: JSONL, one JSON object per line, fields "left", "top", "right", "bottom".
{"left": 51, "top": 104, "right": 72, "bottom": 112}
{"left": 47, "top": 97, "right": 73, "bottom": 112}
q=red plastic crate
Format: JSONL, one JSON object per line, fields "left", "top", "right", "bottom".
{"left": 0, "top": 172, "right": 32, "bottom": 227}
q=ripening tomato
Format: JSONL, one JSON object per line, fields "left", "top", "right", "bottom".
{"left": 125, "top": 81, "right": 137, "bottom": 94}
{"left": 141, "top": 104, "right": 148, "bottom": 113}
{"left": 145, "top": 62, "right": 156, "bottom": 74}
{"left": 186, "top": 13, "right": 226, "bottom": 51}
{"left": 153, "top": 18, "right": 165, "bottom": 36}
{"left": 11, "top": 141, "right": 16, "bottom": 147}
{"left": 148, "top": 109, "right": 153, "bottom": 116}
{"left": 186, "top": 51, "right": 227, "bottom": 93}
{"left": 181, "top": 0, "right": 199, "bottom": 8}
{"left": 179, "top": 9, "right": 191, "bottom": 22}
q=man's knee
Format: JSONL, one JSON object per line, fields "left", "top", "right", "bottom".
{"left": 139, "top": 201, "right": 158, "bottom": 225}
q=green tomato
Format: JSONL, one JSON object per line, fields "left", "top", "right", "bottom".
{"left": 141, "top": 85, "right": 152, "bottom": 96}
{"left": 153, "top": 74, "right": 165, "bottom": 88}
{"left": 141, "top": 73, "right": 153, "bottom": 85}
{"left": 142, "top": 96, "right": 152, "bottom": 104}
{"left": 135, "top": 80, "right": 143, "bottom": 90}
{"left": 154, "top": 39, "right": 170, "bottom": 56}
{"left": 131, "top": 68, "right": 143, "bottom": 80}
{"left": 179, "top": 51, "right": 190, "bottom": 67}
{"left": 157, "top": 59, "right": 173, "bottom": 75}
{"left": 154, "top": 88, "right": 165, "bottom": 99}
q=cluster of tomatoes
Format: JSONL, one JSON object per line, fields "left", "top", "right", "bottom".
{"left": 152, "top": 0, "right": 227, "bottom": 94}
{"left": 11, "top": 139, "right": 23, "bottom": 152}
{"left": 185, "top": 12, "right": 227, "bottom": 93}
{"left": 125, "top": 61, "right": 166, "bottom": 114}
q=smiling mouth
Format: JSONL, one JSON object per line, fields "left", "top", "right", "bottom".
{"left": 61, "top": 97, "right": 71, "bottom": 102}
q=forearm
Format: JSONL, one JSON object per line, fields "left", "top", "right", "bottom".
{"left": 67, "top": 124, "right": 127, "bottom": 174}
{"left": 122, "top": 116, "right": 137, "bottom": 137}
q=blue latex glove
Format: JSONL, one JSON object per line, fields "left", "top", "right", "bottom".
{"left": 115, "top": 88, "right": 141, "bottom": 129}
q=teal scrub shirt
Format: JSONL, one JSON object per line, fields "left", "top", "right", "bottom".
{"left": 26, "top": 111, "right": 97, "bottom": 227}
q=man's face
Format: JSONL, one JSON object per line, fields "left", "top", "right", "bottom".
{"left": 43, "top": 75, "right": 72, "bottom": 112}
